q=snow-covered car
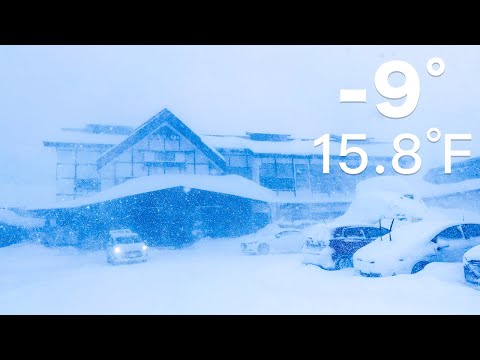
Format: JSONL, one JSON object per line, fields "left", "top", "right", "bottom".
{"left": 106, "top": 229, "right": 148, "bottom": 264}
{"left": 302, "top": 224, "right": 390, "bottom": 270}
{"left": 354, "top": 221, "right": 480, "bottom": 277}
{"left": 240, "top": 227, "right": 307, "bottom": 255}
{"left": 463, "top": 244, "right": 480, "bottom": 287}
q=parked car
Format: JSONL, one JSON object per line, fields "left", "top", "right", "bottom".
{"left": 463, "top": 245, "right": 480, "bottom": 287}
{"left": 240, "top": 224, "right": 309, "bottom": 255}
{"left": 106, "top": 229, "right": 148, "bottom": 264}
{"left": 302, "top": 224, "right": 391, "bottom": 270}
{"left": 354, "top": 221, "right": 480, "bottom": 277}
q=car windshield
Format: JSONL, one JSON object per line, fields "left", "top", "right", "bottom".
{"left": 114, "top": 235, "right": 141, "bottom": 244}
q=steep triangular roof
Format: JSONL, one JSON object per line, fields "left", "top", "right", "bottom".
{"left": 96, "top": 108, "right": 227, "bottom": 171}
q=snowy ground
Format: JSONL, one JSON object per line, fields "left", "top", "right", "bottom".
{"left": 1, "top": 238, "right": 479, "bottom": 314}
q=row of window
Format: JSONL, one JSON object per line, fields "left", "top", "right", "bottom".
{"left": 57, "top": 160, "right": 215, "bottom": 180}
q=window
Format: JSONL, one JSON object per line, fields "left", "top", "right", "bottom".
{"left": 149, "top": 138, "right": 164, "bottom": 151}
{"left": 165, "top": 139, "right": 180, "bottom": 150}
{"left": 196, "top": 164, "right": 209, "bottom": 175}
{"left": 462, "top": 224, "right": 480, "bottom": 239}
{"left": 175, "top": 152, "right": 186, "bottom": 163}
{"left": 75, "top": 179, "right": 101, "bottom": 192}
{"left": 436, "top": 226, "right": 464, "bottom": 240}
{"left": 115, "top": 163, "right": 132, "bottom": 178}
{"left": 229, "top": 155, "right": 247, "bottom": 167}
{"left": 229, "top": 167, "right": 252, "bottom": 179}
{"left": 133, "top": 150, "right": 144, "bottom": 162}
{"left": 144, "top": 152, "right": 156, "bottom": 162}
{"left": 133, "top": 164, "right": 146, "bottom": 177}
{"left": 57, "top": 150, "right": 76, "bottom": 164}
{"left": 276, "top": 163, "right": 294, "bottom": 178}
{"left": 260, "top": 177, "right": 295, "bottom": 191}
{"left": 343, "top": 228, "right": 365, "bottom": 238}
{"left": 114, "top": 235, "right": 142, "bottom": 244}
{"left": 260, "top": 163, "right": 276, "bottom": 177}
{"left": 333, "top": 227, "right": 344, "bottom": 238}
{"left": 57, "top": 164, "right": 75, "bottom": 178}
{"left": 76, "top": 151, "right": 101, "bottom": 164}
{"left": 165, "top": 164, "right": 183, "bottom": 174}
{"left": 156, "top": 152, "right": 175, "bottom": 162}
{"left": 76, "top": 165, "right": 97, "bottom": 179}
{"left": 185, "top": 152, "right": 195, "bottom": 163}
{"left": 260, "top": 162, "right": 295, "bottom": 191}
{"left": 115, "top": 150, "right": 132, "bottom": 162}
{"left": 363, "top": 227, "right": 390, "bottom": 239}
{"left": 57, "top": 179, "right": 74, "bottom": 194}
{"left": 295, "top": 164, "right": 310, "bottom": 189}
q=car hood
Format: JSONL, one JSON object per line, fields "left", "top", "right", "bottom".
{"left": 354, "top": 237, "right": 436, "bottom": 267}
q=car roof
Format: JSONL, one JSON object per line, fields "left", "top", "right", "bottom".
{"left": 387, "top": 220, "right": 479, "bottom": 244}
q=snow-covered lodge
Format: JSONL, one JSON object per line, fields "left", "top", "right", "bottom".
{"left": 43, "top": 108, "right": 396, "bottom": 217}
{"left": 23, "top": 107, "right": 477, "bottom": 246}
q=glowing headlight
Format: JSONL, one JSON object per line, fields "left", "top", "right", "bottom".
{"left": 114, "top": 246, "right": 121, "bottom": 254}
{"left": 142, "top": 245, "right": 148, "bottom": 251}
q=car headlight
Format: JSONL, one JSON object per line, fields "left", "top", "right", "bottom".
{"left": 114, "top": 246, "right": 121, "bottom": 254}
{"left": 142, "top": 245, "right": 148, "bottom": 251}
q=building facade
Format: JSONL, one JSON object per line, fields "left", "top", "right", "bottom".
{"left": 44, "top": 109, "right": 399, "bottom": 219}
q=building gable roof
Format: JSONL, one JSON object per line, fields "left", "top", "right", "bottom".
{"left": 96, "top": 108, "right": 228, "bottom": 171}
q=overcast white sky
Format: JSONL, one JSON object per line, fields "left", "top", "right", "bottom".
{"left": 0, "top": 45, "right": 479, "bottom": 186}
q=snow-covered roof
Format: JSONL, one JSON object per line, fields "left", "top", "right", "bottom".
{"left": 417, "top": 178, "right": 480, "bottom": 198}
{"left": 96, "top": 109, "right": 228, "bottom": 171}
{"left": 201, "top": 134, "right": 393, "bottom": 157}
{"left": 31, "top": 174, "right": 276, "bottom": 210}
{"left": 44, "top": 130, "right": 126, "bottom": 147}
{"left": 0, "top": 209, "right": 44, "bottom": 228}
{"left": 43, "top": 117, "right": 393, "bottom": 158}
{"left": 44, "top": 130, "right": 394, "bottom": 157}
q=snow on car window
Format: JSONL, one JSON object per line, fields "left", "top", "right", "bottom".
{"left": 115, "top": 236, "right": 142, "bottom": 244}
{"left": 437, "top": 226, "right": 463, "bottom": 240}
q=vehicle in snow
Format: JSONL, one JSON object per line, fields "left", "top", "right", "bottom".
{"left": 106, "top": 229, "right": 148, "bottom": 264}
{"left": 240, "top": 223, "right": 311, "bottom": 255}
{"left": 301, "top": 176, "right": 427, "bottom": 270}
{"left": 353, "top": 221, "right": 480, "bottom": 277}
{"left": 302, "top": 224, "right": 390, "bottom": 270}
{"left": 463, "top": 244, "right": 480, "bottom": 288}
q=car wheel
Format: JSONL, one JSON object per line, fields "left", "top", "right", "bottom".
{"left": 411, "top": 261, "right": 429, "bottom": 274}
{"left": 257, "top": 243, "right": 270, "bottom": 255}
{"left": 335, "top": 257, "right": 353, "bottom": 270}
